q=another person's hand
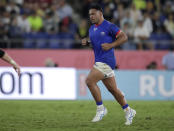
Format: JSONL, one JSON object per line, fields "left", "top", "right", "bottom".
{"left": 0, "top": 50, "right": 21, "bottom": 76}
{"left": 101, "top": 43, "right": 113, "bottom": 51}
{"left": 13, "top": 63, "right": 21, "bottom": 76}
{"left": 10, "top": 60, "right": 21, "bottom": 76}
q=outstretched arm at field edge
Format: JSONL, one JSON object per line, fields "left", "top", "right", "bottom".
{"left": 101, "top": 31, "right": 128, "bottom": 51}
{"left": 0, "top": 49, "right": 21, "bottom": 76}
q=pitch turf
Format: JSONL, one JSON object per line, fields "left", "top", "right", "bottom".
{"left": 0, "top": 100, "right": 174, "bottom": 131}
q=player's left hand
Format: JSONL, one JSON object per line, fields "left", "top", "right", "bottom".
{"left": 101, "top": 43, "right": 113, "bottom": 51}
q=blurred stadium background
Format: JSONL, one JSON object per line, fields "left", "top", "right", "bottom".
{"left": 0, "top": 0, "right": 174, "bottom": 50}
{"left": 0, "top": 0, "right": 174, "bottom": 130}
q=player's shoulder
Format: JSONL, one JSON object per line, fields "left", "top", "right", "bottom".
{"left": 104, "top": 20, "right": 118, "bottom": 28}
{"left": 104, "top": 20, "right": 113, "bottom": 25}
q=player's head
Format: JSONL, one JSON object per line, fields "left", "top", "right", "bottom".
{"left": 89, "top": 3, "right": 103, "bottom": 24}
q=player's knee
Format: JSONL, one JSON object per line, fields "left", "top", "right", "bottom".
{"left": 85, "top": 78, "right": 91, "bottom": 86}
{"left": 86, "top": 78, "right": 94, "bottom": 87}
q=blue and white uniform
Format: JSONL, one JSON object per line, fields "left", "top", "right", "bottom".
{"left": 89, "top": 20, "right": 120, "bottom": 77}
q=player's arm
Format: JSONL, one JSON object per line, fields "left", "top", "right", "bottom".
{"left": 0, "top": 49, "right": 21, "bottom": 75}
{"left": 112, "top": 31, "right": 128, "bottom": 47}
{"left": 102, "top": 31, "right": 128, "bottom": 51}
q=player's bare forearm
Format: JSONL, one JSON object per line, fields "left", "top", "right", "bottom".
{"left": 111, "top": 31, "right": 128, "bottom": 47}
{"left": 101, "top": 31, "right": 128, "bottom": 51}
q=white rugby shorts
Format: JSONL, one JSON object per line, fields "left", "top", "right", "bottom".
{"left": 94, "top": 62, "right": 115, "bottom": 78}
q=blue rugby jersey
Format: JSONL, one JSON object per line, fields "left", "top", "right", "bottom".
{"left": 89, "top": 20, "right": 120, "bottom": 69}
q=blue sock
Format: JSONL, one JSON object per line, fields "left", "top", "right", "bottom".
{"left": 96, "top": 101, "right": 103, "bottom": 106}
{"left": 122, "top": 104, "right": 129, "bottom": 110}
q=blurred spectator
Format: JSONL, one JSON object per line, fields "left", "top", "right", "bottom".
{"left": 146, "top": 61, "right": 157, "bottom": 70}
{"left": 9, "top": 17, "right": 23, "bottom": 48}
{"left": 81, "top": 0, "right": 93, "bottom": 18}
{"left": 66, "top": 17, "right": 78, "bottom": 34}
{"left": 100, "top": 0, "right": 110, "bottom": 10}
{"left": 116, "top": 0, "right": 131, "bottom": 9}
{"left": 130, "top": 3, "right": 143, "bottom": 27}
{"left": 120, "top": 10, "right": 134, "bottom": 30}
{"left": 0, "top": 21, "right": 8, "bottom": 48}
{"left": 146, "top": 1, "right": 155, "bottom": 15}
{"left": 56, "top": 0, "right": 73, "bottom": 21}
{"left": 143, "top": 11, "right": 153, "bottom": 34}
{"left": 10, "top": 18, "right": 21, "bottom": 35}
{"left": 162, "top": 47, "right": 174, "bottom": 70}
{"left": 38, "top": 0, "right": 53, "bottom": 10}
{"left": 103, "top": 4, "right": 113, "bottom": 21}
{"left": 113, "top": 3, "right": 125, "bottom": 25}
{"left": 77, "top": 19, "right": 88, "bottom": 38}
{"left": 133, "top": 0, "right": 146, "bottom": 11}
{"left": 2, "top": 11, "right": 11, "bottom": 25}
{"left": 152, "top": 12, "right": 165, "bottom": 33}
{"left": 163, "top": 1, "right": 173, "bottom": 16}
{"left": 58, "top": 21, "right": 74, "bottom": 49}
{"left": 25, "top": 0, "right": 52, "bottom": 3}
{"left": 134, "top": 19, "right": 151, "bottom": 50}
{"left": 27, "top": 11, "right": 43, "bottom": 32}
{"left": 0, "top": 11, "right": 11, "bottom": 48}
{"left": 17, "top": 13, "right": 31, "bottom": 33}
{"left": 122, "top": 22, "right": 134, "bottom": 39}
{"left": 14, "top": 0, "right": 24, "bottom": 6}
{"left": 43, "top": 9, "right": 59, "bottom": 33}
{"left": 20, "top": 2, "right": 33, "bottom": 15}
{"left": 32, "top": 3, "right": 45, "bottom": 18}
{"left": 45, "top": 58, "right": 58, "bottom": 67}
{"left": 0, "top": 1, "right": 6, "bottom": 15}
{"left": 121, "top": 22, "right": 135, "bottom": 50}
{"left": 164, "top": 14, "right": 174, "bottom": 38}
{"left": 110, "top": 0, "right": 120, "bottom": 11}
{"left": 74, "top": 19, "right": 88, "bottom": 48}
{"left": 6, "top": 1, "right": 20, "bottom": 14}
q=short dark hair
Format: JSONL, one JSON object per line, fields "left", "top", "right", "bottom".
{"left": 89, "top": 3, "right": 103, "bottom": 12}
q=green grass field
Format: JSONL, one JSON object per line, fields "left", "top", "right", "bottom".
{"left": 0, "top": 100, "right": 174, "bottom": 131}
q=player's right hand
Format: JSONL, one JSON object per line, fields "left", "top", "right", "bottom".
{"left": 81, "top": 38, "right": 87, "bottom": 45}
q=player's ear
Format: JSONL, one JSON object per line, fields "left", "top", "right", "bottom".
{"left": 99, "top": 11, "right": 103, "bottom": 17}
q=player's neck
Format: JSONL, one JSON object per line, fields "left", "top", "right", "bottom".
{"left": 95, "top": 18, "right": 104, "bottom": 26}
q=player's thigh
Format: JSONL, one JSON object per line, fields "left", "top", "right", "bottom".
{"left": 102, "top": 76, "right": 117, "bottom": 90}
{"left": 86, "top": 67, "right": 104, "bottom": 83}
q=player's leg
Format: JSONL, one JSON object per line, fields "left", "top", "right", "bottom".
{"left": 102, "top": 76, "right": 136, "bottom": 125}
{"left": 102, "top": 76, "right": 126, "bottom": 106}
{"left": 86, "top": 67, "right": 107, "bottom": 122}
{"left": 86, "top": 67, "right": 103, "bottom": 103}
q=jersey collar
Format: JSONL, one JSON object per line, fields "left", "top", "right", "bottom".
{"left": 95, "top": 19, "right": 105, "bottom": 27}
